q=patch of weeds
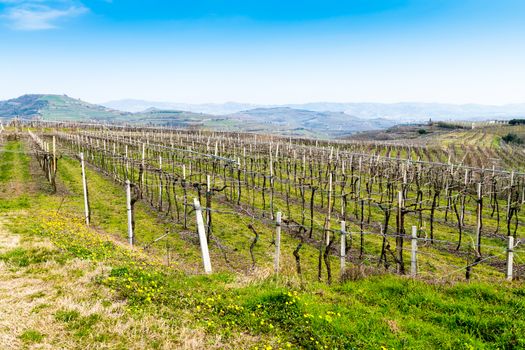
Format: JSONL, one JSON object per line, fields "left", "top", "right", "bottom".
{"left": 26, "top": 291, "right": 46, "bottom": 301}
{"left": 31, "top": 303, "right": 51, "bottom": 314}
{"left": 55, "top": 309, "right": 81, "bottom": 323}
{"left": 68, "top": 268, "right": 85, "bottom": 278}
{"left": 55, "top": 309, "right": 101, "bottom": 337}
{"left": 0, "top": 247, "right": 58, "bottom": 267}
{"left": 93, "top": 333, "right": 112, "bottom": 343}
{"left": 0, "top": 196, "right": 30, "bottom": 211}
{"left": 71, "top": 314, "right": 102, "bottom": 337}
{"left": 19, "top": 329, "right": 44, "bottom": 343}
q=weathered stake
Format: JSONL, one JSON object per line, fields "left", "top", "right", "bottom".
{"left": 506, "top": 236, "right": 514, "bottom": 281}
{"left": 340, "top": 220, "right": 346, "bottom": 276}
{"left": 194, "top": 198, "right": 212, "bottom": 274}
{"left": 126, "top": 180, "right": 134, "bottom": 246}
{"left": 410, "top": 226, "right": 418, "bottom": 277}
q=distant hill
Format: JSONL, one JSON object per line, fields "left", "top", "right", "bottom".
{"left": 9, "top": 94, "right": 525, "bottom": 137}
{"left": 0, "top": 94, "right": 127, "bottom": 121}
{"left": 0, "top": 94, "right": 400, "bottom": 138}
{"left": 0, "top": 94, "right": 208, "bottom": 124}
{"left": 0, "top": 95, "right": 49, "bottom": 118}
{"left": 103, "top": 99, "right": 525, "bottom": 121}
{"left": 226, "top": 107, "right": 396, "bottom": 138}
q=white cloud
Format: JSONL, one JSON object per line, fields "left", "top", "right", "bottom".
{"left": 1, "top": 1, "right": 88, "bottom": 30}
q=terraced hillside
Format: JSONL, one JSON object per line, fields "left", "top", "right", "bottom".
{"left": 348, "top": 122, "right": 525, "bottom": 171}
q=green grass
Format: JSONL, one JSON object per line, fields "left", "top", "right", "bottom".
{"left": 23, "top": 206, "right": 524, "bottom": 349}
{"left": 55, "top": 309, "right": 102, "bottom": 337}
{"left": 0, "top": 247, "right": 60, "bottom": 267}
{"left": 2, "top": 137, "right": 525, "bottom": 348}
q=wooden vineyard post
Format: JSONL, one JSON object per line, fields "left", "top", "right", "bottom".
{"left": 141, "top": 143, "right": 145, "bottom": 187}
{"left": 158, "top": 155, "right": 163, "bottom": 210}
{"left": 125, "top": 145, "right": 129, "bottom": 175}
{"left": 326, "top": 172, "right": 333, "bottom": 245}
{"left": 507, "top": 171, "right": 514, "bottom": 236}
{"left": 506, "top": 235, "right": 514, "bottom": 281}
{"left": 340, "top": 220, "right": 346, "bottom": 277}
{"left": 206, "top": 175, "right": 211, "bottom": 237}
{"left": 80, "top": 152, "right": 90, "bottom": 226}
{"left": 410, "top": 226, "right": 418, "bottom": 277}
{"left": 274, "top": 211, "right": 282, "bottom": 275}
{"left": 476, "top": 183, "right": 483, "bottom": 256}
{"left": 126, "top": 180, "right": 134, "bottom": 246}
{"left": 52, "top": 136, "right": 57, "bottom": 173}
{"left": 194, "top": 198, "right": 212, "bottom": 274}
{"left": 182, "top": 164, "right": 188, "bottom": 229}
{"left": 269, "top": 148, "right": 275, "bottom": 220}
{"left": 396, "top": 190, "right": 405, "bottom": 274}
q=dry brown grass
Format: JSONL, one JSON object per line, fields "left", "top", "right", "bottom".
{"left": 0, "top": 213, "right": 206, "bottom": 349}
{"left": 340, "top": 263, "right": 386, "bottom": 282}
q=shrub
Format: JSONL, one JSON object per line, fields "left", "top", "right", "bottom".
{"left": 418, "top": 129, "right": 428, "bottom": 135}
{"left": 502, "top": 133, "right": 523, "bottom": 144}
{"left": 436, "top": 121, "right": 467, "bottom": 129}
{"left": 509, "top": 119, "right": 525, "bottom": 125}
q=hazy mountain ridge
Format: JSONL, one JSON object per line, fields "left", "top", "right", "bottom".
{"left": 0, "top": 94, "right": 397, "bottom": 138}
{"left": 102, "top": 99, "right": 259, "bottom": 115}
{"left": 103, "top": 99, "right": 525, "bottom": 121}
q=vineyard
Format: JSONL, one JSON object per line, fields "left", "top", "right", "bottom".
{"left": 18, "top": 120, "right": 525, "bottom": 282}
{"left": 1, "top": 120, "right": 525, "bottom": 349}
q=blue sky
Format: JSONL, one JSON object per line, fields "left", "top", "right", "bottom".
{"left": 1, "top": 0, "right": 525, "bottom": 104}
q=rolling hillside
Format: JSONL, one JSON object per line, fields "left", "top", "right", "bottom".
{"left": 0, "top": 94, "right": 397, "bottom": 138}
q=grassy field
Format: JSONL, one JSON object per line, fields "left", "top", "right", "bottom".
{"left": 1, "top": 136, "right": 525, "bottom": 349}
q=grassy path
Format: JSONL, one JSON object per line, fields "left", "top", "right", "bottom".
{"left": 0, "top": 139, "right": 31, "bottom": 204}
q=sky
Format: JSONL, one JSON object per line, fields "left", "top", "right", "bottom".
{"left": 1, "top": 0, "right": 525, "bottom": 105}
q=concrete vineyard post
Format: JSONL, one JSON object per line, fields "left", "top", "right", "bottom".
{"left": 411, "top": 226, "right": 418, "bottom": 277}
{"left": 126, "top": 180, "right": 134, "bottom": 246}
{"left": 194, "top": 198, "right": 212, "bottom": 274}
{"left": 506, "top": 236, "right": 514, "bottom": 281}
{"left": 274, "top": 211, "right": 282, "bottom": 275}
{"left": 80, "top": 152, "right": 90, "bottom": 226}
